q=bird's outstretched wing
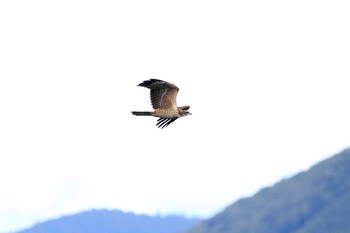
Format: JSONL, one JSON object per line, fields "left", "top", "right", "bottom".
{"left": 178, "top": 105, "right": 190, "bottom": 111}
{"left": 156, "top": 117, "right": 178, "bottom": 128}
{"left": 138, "top": 79, "right": 179, "bottom": 110}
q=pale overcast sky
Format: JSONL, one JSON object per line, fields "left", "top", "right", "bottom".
{"left": 1, "top": 0, "right": 350, "bottom": 232}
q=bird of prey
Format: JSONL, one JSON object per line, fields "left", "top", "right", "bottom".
{"left": 132, "top": 79, "right": 191, "bottom": 128}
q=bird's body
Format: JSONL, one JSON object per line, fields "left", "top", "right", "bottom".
{"left": 132, "top": 79, "right": 191, "bottom": 128}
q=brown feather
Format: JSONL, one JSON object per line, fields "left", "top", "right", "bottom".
{"left": 138, "top": 79, "right": 179, "bottom": 110}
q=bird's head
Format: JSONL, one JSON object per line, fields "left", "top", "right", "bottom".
{"left": 179, "top": 109, "right": 192, "bottom": 117}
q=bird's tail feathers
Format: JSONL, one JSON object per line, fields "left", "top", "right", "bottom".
{"left": 131, "top": 111, "right": 153, "bottom": 116}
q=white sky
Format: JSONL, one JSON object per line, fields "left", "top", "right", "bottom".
{"left": 1, "top": 0, "right": 350, "bottom": 232}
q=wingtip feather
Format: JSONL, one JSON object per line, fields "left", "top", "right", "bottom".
{"left": 138, "top": 79, "right": 163, "bottom": 87}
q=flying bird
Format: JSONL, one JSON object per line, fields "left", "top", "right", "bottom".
{"left": 132, "top": 79, "right": 191, "bottom": 128}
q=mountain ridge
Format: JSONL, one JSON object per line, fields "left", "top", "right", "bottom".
{"left": 15, "top": 208, "right": 200, "bottom": 233}
{"left": 187, "top": 148, "right": 350, "bottom": 233}
{"left": 14, "top": 148, "right": 350, "bottom": 233}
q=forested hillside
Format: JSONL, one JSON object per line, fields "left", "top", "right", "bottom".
{"left": 188, "top": 148, "right": 350, "bottom": 233}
